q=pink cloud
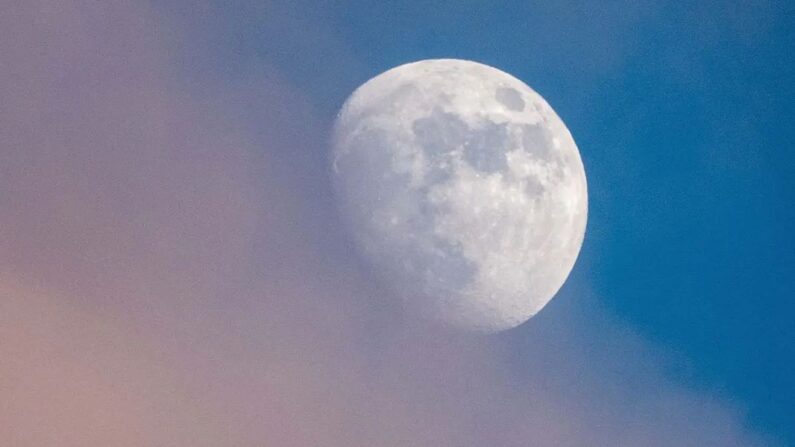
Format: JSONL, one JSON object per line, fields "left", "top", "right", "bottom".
{"left": 0, "top": 1, "right": 779, "bottom": 446}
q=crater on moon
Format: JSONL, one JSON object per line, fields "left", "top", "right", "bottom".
{"left": 331, "top": 59, "right": 588, "bottom": 332}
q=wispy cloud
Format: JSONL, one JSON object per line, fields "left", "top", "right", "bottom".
{"left": 0, "top": 1, "right": 780, "bottom": 446}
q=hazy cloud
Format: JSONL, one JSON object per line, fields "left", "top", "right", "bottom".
{"left": 0, "top": 1, "right": 780, "bottom": 446}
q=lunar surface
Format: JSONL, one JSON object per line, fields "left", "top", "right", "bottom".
{"left": 331, "top": 59, "right": 587, "bottom": 332}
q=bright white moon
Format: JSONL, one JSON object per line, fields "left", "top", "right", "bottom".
{"left": 331, "top": 59, "right": 587, "bottom": 332}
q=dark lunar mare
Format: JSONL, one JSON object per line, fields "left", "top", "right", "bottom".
{"left": 335, "top": 123, "right": 478, "bottom": 302}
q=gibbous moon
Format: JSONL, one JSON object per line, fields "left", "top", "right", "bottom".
{"left": 331, "top": 59, "right": 587, "bottom": 332}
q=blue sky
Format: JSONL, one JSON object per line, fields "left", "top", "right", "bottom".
{"left": 3, "top": 1, "right": 792, "bottom": 445}
{"left": 187, "top": 0, "right": 794, "bottom": 440}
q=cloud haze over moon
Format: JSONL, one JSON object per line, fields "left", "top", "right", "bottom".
{"left": 0, "top": 1, "right": 782, "bottom": 446}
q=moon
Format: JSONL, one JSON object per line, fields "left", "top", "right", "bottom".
{"left": 331, "top": 59, "right": 587, "bottom": 332}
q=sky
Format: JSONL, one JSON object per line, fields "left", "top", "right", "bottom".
{"left": 1, "top": 1, "right": 792, "bottom": 446}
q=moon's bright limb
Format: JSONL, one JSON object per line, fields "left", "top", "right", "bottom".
{"left": 331, "top": 59, "right": 587, "bottom": 332}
